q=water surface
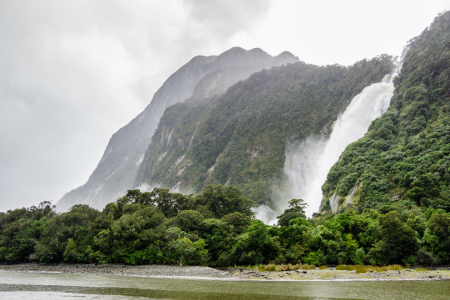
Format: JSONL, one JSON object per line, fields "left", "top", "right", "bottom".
{"left": 0, "top": 271, "right": 448, "bottom": 299}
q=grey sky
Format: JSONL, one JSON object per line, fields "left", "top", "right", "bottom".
{"left": 0, "top": 0, "right": 449, "bottom": 211}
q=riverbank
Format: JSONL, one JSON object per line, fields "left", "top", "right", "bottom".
{"left": 0, "top": 264, "right": 228, "bottom": 278}
{"left": 232, "top": 267, "right": 450, "bottom": 281}
{"left": 0, "top": 264, "right": 449, "bottom": 281}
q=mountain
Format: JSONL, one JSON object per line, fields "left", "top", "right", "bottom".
{"left": 133, "top": 56, "right": 394, "bottom": 207}
{"left": 320, "top": 11, "right": 450, "bottom": 213}
{"left": 57, "top": 47, "right": 299, "bottom": 211}
{"left": 8, "top": 12, "right": 450, "bottom": 269}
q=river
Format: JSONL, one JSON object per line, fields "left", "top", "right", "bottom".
{"left": 0, "top": 271, "right": 449, "bottom": 299}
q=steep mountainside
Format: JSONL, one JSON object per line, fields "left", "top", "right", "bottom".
{"left": 134, "top": 57, "right": 394, "bottom": 206}
{"left": 320, "top": 12, "right": 450, "bottom": 213}
{"left": 57, "top": 48, "right": 298, "bottom": 211}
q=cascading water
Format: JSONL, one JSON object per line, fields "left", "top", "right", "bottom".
{"left": 254, "top": 50, "right": 407, "bottom": 224}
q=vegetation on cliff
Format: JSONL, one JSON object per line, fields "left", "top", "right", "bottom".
{"left": 321, "top": 11, "right": 450, "bottom": 216}
{"left": 5, "top": 11, "right": 450, "bottom": 271}
{"left": 135, "top": 55, "right": 394, "bottom": 207}
{"left": 58, "top": 47, "right": 298, "bottom": 211}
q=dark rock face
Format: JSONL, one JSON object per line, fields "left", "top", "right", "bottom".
{"left": 57, "top": 48, "right": 299, "bottom": 211}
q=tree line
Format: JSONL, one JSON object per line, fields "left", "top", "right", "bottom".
{"left": 1, "top": 184, "right": 448, "bottom": 266}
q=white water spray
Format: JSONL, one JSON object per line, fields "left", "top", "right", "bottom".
{"left": 255, "top": 51, "right": 407, "bottom": 224}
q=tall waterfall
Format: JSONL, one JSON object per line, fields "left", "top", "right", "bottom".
{"left": 255, "top": 51, "right": 407, "bottom": 224}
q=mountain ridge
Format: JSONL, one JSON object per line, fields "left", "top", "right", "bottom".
{"left": 57, "top": 47, "right": 299, "bottom": 211}
{"left": 133, "top": 55, "right": 394, "bottom": 207}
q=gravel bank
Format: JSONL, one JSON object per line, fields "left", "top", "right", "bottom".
{"left": 1, "top": 264, "right": 449, "bottom": 281}
{"left": 0, "top": 264, "right": 231, "bottom": 278}
{"left": 232, "top": 268, "right": 450, "bottom": 281}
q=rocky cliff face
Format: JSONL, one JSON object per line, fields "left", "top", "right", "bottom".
{"left": 133, "top": 56, "right": 394, "bottom": 207}
{"left": 57, "top": 47, "right": 299, "bottom": 211}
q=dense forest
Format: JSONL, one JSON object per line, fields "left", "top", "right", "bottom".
{"left": 1, "top": 186, "right": 448, "bottom": 266}
{"left": 3, "top": 12, "right": 450, "bottom": 269}
{"left": 320, "top": 12, "right": 450, "bottom": 215}
{"left": 57, "top": 47, "right": 298, "bottom": 211}
{"left": 135, "top": 54, "right": 394, "bottom": 206}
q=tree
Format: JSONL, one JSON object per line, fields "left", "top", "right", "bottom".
{"left": 277, "top": 198, "right": 308, "bottom": 227}
{"left": 424, "top": 211, "right": 450, "bottom": 263}
{"left": 226, "top": 220, "right": 279, "bottom": 265}
{"left": 195, "top": 185, "right": 256, "bottom": 218}
{"left": 368, "top": 211, "right": 417, "bottom": 265}
{"left": 36, "top": 204, "right": 100, "bottom": 263}
{"left": 221, "top": 212, "right": 251, "bottom": 234}
{"left": 168, "top": 210, "right": 204, "bottom": 233}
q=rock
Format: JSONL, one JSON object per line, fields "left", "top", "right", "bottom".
{"left": 390, "top": 192, "right": 400, "bottom": 201}
{"left": 329, "top": 192, "right": 339, "bottom": 213}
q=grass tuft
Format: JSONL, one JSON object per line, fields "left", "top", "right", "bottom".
{"left": 302, "top": 264, "right": 316, "bottom": 270}
{"left": 336, "top": 265, "right": 351, "bottom": 271}
{"left": 355, "top": 265, "right": 367, "bottom": 273}
{"left": 267, "top": 264, "right": 276, "bottom": 272}
{"left": 388, "top": 264, "right": 403, "bottom": 271}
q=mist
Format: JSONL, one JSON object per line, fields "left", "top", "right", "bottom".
{"left": 254, "top": 52, "right": 407, "bottom": 223}
{"left": 0, "top": 0, "right": 448, "bottom": 212}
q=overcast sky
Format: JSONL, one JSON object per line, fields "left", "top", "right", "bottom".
{"left": 1, "top": 0, "right": 449, "bottom": 212}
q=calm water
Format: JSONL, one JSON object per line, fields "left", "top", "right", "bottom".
{"left": 0, "top": 271, "right": 449, "bottom": 299}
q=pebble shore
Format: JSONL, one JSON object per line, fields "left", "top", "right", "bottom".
{"left": 1, "top": 264, "right": 449, "bottom": 281}
{"left": 232, "top": 267, "right": 450, "bottom": 281}
{"left": 0, "top": 264, "right": 230, "bottom": 278}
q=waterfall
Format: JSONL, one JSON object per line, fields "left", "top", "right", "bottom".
{"left": 254, "top": 51, "right": 407, "bottom": 224}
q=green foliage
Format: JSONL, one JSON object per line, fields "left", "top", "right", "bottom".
{"left": 168, "top": 210, "right": 204, "bottom": 233}
{"left": 4, "top": 14, "right": 450, "bottom": 268}
{"left": 0, "top": 201, "right": 55, "bottom": 263}
{"left": 368, "top": 211, "right": 417, "bottom": 265}
{"left": 277, "top": 198, "right": 308, "bottom": 227}
{"left": 136, "top": 54, "right": 393, "bottom": 206}
{"left": 0, "top": 184, "right": 449, "bottom": 266}
{"left": 194, "top": 185, "right": 256, "bottom": 218}
{"left": 225, "top": 220, "right": 280, "bottom": 266}
{"left": 220, "top": 212, "right": 252, "bottom": 234}
{"left": 321, "top": 11, "right": 450, "bottom": 215}
{"left": 36, "top": 204, "right": 100, "bottom": 263}
{"left": 166, "top": 237, "right": 208, "bottom": 266}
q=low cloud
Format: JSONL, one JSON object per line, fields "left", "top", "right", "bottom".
{"left": 0, "top": 0, "right": 270, "bottom": 211}
{"left": 0, "top": 0, "right": 447, "bottom": 212}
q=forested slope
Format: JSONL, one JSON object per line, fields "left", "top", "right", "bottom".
{"left": 57, "top": 47, "right": 298, "bottom": 211}
{"left": 4, "top": 13, "right": 450, "bottom": 270}
{"left": 320, "top": 11, "right": 450, "bottom": 214}
{"left": 134, "top": 57, "right": 394, "bottom": 206}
